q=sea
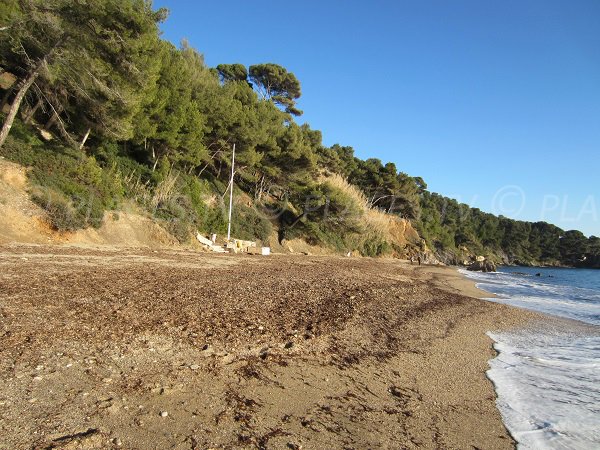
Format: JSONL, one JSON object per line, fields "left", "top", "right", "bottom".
{"left": 460, "top": 266, "right": 600, "bottom": 450}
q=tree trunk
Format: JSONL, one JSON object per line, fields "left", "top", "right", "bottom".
{"left": 151, "top": 145, "right": 159, "bottom": 172}
{"left": 55, "top": 115, "right": 76, "bottom": 147}
{"left": 198, "top": 161, "right": 211, "bottom": 177}
{"left": 79, "top": 127, "right": 91, "bottom": 150}
{"left": 0, "top": 36, "right": 65, "bottom": 148}
{"left": 255, "top": 174, "right": 266, "bottom": 201}
{"left": 0, "top": 68, "right": 41, "bottom": 149}
{"left": 23, "top": 98, "right": 43, "bottom": 124}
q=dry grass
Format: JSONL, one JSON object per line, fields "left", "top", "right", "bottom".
{"left": 150, "top": 171, "right": 179, "bottom": 209}
{"left": 320, "top": 173, "right": 419, "bottom": 252}
{"left": 122, "top": 172, "right": 153, "bottom": 205}
{"left": 321, "top": 173, "right": 370, "bottom": 211}
{"left": 203, "top": 193, "right": 218, "bottom": 208}
{"left": 365, "top": 208, "right": 394, "bottom": 235}
{"left": 122, "top": 170, "right": 180, "bottom": 210}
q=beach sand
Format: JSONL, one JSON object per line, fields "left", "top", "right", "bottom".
{"left": 0, "top": 246, "right": 539, "bottom": 449}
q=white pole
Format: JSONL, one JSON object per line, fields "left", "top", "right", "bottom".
{"left": 226, "top": 143, "right": 235, "bottom": 241}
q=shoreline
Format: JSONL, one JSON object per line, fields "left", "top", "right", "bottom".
{"left": 0, "top": 246, "right": 539, "bottom": 449}
{"left": 411, "top": 263, "right": 499, "bottom": 299}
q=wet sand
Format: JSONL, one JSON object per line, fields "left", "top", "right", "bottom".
{"left": 0, "top": 246, "right": 539, "bottom": 449}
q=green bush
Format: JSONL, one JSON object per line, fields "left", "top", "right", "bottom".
{"left": 286, "top": 182, "right": 365, "bottom": 251}
{"left": 163, "top": 218, "right": 192, "bottom": 243}
{"left": 359, "top": 235, "right": 392, "bottom": 257}
{"left": 231, "top": 204, "right": 273, "bottom": 243}
{"left": 198, "top": 204, "right": 228, "bottom": 235}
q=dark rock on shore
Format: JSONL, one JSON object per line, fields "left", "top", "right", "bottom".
{"left": 467, "top": 260, "right": 497, "bottom": 273}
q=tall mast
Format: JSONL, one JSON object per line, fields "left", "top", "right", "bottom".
{"left": 226, "top": 143, "right": 235, "bottom": 241}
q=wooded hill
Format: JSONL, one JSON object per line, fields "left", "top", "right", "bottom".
{"left": 1, "top": 0, "right": 598, "bottom": 267}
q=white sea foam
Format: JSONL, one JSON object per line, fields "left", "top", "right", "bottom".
{"left": 488, "top": 329, "right": 600, "bottom": 449}
{"left": 461, "top": 267, "right": 600, "bottom": 449}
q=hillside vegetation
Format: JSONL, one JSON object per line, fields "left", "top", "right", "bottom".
{"left": 1, "top": 0, "right": 598, "bottom": 267}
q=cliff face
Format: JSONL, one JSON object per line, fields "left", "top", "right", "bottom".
{"left": 380, "top": 214, "right": 423, "bottom": 256}
{"left": 429, "top": 243, "right": 600, "bottom": 269}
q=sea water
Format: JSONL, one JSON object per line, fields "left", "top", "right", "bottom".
{"left": 460, "top": 266, "right": 600, "bottom": 449}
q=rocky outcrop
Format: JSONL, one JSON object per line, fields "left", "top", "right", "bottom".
{"left": 467, "top": 259, "right": 497, "bottom": 272}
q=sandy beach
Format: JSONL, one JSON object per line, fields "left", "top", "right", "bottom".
{"left": 0, "top": 246, "right": 540, "bottom": 449}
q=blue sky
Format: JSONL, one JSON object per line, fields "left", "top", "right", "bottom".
{"left": 154, "top": 0, "right": 600, "bottom": 237}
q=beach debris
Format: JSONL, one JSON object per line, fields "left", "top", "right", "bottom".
{"left": 159, "top": 411, "right": 168, "bottom": 417}
{"left": 221, "top": 354, "right": 235, "bottom": 364}
{"left": 42, "top": 429, "right": 101, "bottom": 448}
{"left": 388, "top": 386, "right": 404, "bottom": 398}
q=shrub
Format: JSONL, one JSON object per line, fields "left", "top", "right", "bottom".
{"left": 359, "top": 235, "right": 392, "bottom": 257}
{"left": 197, "top": 204, "right": 228, "bottom": 236}
{"left": 288, "top": 180, "right": 365, "bottom": 251}
{"left": 231, "top": 204, "right": 273, "bottom": 243}
{"left": 31, "top": 188, "right": 86, "bottom": 231}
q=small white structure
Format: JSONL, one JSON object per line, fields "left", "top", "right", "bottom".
{"left": 248, "top": 246, "right": 271, "bottom": 256}
{"left": 197, "top": 231, "right": 269, "bottom": 256}
{"left": 226, "top": 238, "right": 257, "bottom": 253}
{"left": 196, "top": 232, "right": 227, "bottom": 253}
{"left": 196, "top": 232, "right": 213, "bottom": 247}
